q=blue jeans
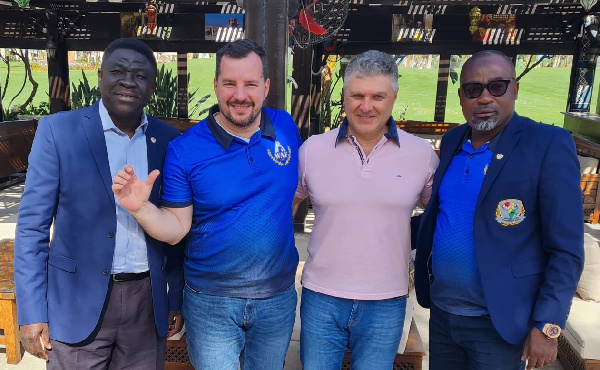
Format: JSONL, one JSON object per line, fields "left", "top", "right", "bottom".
{"left": 429, "top": 303, "right": 525, "bottom": 370}
{"left": 182, "top": 283, "right": 297, "bottom": 370}
{"left": 300, "top": 288, "right": 407, "bottom": 370}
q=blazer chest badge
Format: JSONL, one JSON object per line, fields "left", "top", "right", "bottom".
{"left": 495, "top": 199, "right": 526, "bottom": 226}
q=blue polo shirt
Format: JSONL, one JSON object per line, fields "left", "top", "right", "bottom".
{"left": 431, "top": 139, "right": 493, "bottom": 316}
{"left": 161, "top": 105, "right": 301, "bottom": 299}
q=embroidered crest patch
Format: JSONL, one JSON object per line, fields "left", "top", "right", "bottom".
{"left": 495, "top": 199, "right": 526, "bottom": 226}
{"left": 268, "top": 140, "right": 292, "bottom": 166}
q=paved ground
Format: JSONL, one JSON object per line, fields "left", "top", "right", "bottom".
{"left": 2, "top": 183, "right": 595, "bottom": 369}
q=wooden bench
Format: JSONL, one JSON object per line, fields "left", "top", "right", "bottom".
{"left": 160, "top": 117, "right": 199, "bottom": 134}
{"left": 0, "top": 119, "right": 37, "bottom": 188}
{"left": 165, "top": 318, "right": 425, "bottom": 370}
{"left": 0, "top": 239, "right": 22, "bottom": 364}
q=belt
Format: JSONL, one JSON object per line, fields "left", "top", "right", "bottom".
{"left": 111, "top": 271, "right": 150, "bottom": 282}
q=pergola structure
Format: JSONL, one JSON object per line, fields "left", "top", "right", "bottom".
{"left": 0, "top": 0, "right": 599, "bottom": 229}
{"left": 0, "top": 0, "right": 597, "bottom": 117}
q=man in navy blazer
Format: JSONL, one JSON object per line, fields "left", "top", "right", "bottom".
{"left": 415, "top": 50, "right": 584, "bottom": 370}
{"left": 14, "top": 38, "right": 184, "bottom": 369}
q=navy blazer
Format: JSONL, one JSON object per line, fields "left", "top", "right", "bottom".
{"left": 414, "top": 113, "right": 584, "bottom": 345}
{"left": 14, "top": 102, "right": 184, "bottom": 344}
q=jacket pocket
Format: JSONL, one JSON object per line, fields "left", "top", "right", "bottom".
{"left": 48, "top": 251, "right": 76, "bottom": 273}
{"left": 511, "top": 259, "right": 545, "bottom": 278}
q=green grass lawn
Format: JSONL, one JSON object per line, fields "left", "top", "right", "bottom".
{"left": 0, "top": 56, "right": 591, "bottom": 127}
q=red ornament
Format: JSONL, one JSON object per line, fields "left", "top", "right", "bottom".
{"left": 146, "top": 4, "right": 157, "bottom": 32}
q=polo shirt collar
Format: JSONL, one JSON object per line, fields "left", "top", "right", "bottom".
{"left": 335, "top": 116, "right": 400, "bottom": 147}
{"left": 457, "top": 120, "right": 506, "bottom": 155}
{"left": 99, "top": 98, "right": 148, "bottom": 134}
{"left": 207, "top": 104, "right": 276, "bottom": 150}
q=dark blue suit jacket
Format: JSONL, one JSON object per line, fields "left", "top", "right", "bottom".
{"left": 414, "top": 113, "right": 584, "bottom": 344}
{"left": 14, "top": 102, "right": 184, "bottom": 344}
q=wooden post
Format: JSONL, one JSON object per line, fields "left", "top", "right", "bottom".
{"left": 291, "top": 45, "right": 313, "bottom": 232}
{"left": 264, "top": 0, "right": 288, "bottom": 110}
{"left": 244, "top": 0, "right": 288, "bottom": 110}
{"left": 310, "top": 44, "right": 324, "bottom": 136}
{"left": 434, "top": 53, "right": 450, "bottom": 122}
{"left": 177, "top": 53, "right": 188, "bottom": 118}
{"left": 46, "top": 11, "right": 70, "bottom": 113}
{"left": 568, "top": 15, "right": 597, "bottom": 112}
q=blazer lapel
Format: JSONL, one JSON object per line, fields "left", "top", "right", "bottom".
{"left": 82, "top": 103, "right": 115, "bottom": 207}
{"left": 477, "top": 114, "right": 523, "bottom": 204}
{"left": 145, "top": 117, "right": 161, "bottom": 203}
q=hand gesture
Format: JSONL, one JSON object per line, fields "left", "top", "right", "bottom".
{"left": 20, "top": 323, "right": 51, "bottom": 361}
{"left": 112, "top": 164, "right": 160, "bottom": 214}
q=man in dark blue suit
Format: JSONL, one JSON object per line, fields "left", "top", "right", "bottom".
{"left": 14, "top": 38, "right": 184, "bottom": 369}
{"left": 415, "top": 50, "right": 584, "bottom": 370}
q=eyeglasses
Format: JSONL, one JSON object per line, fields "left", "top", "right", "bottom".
{"left": 460, "top": 79, "right": 513, "bottom": 99}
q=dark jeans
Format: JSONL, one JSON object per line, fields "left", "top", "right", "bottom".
{"left": 429, "top": 303, "right": 525, "bottom": 370}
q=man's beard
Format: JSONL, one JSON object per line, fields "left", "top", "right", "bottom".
{"left": 471, "top": 117, "right": 499, "bottom": 132}
{"left": 221, "top": 101, "right": 261, "bottom": 128}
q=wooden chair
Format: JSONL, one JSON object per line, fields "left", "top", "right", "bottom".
{"left": 0, "top": 239, "right": 22, "bottom": 364}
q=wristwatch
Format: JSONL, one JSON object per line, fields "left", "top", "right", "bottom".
{"left": 535, "top": 322, "right": 561, "bottom": 339}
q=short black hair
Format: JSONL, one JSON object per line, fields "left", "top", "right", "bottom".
{"left": 103, "top": 38, "right": 157, "bottom": 73}
{"left": 462, "top": 50, "right": 516, "bottom": 79}
{"left": 215, "top": 39, "right": 268, "bottom": 80}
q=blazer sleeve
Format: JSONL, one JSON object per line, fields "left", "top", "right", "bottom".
{"left": 14, "top": 116, "right": 60, "bottom": 325}
{"left": 165, "top": 239, "right": 185, "bottom": 311}
{"left": 532, "top": 129, "right": 584, "bottom": 327}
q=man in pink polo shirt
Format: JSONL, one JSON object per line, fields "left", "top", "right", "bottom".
{"left": 294, "top": 50, "right": 439, "bottom": 370}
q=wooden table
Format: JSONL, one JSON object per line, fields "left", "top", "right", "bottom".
{"left": 0, "top": 239, "right": 22, "bottom": 364}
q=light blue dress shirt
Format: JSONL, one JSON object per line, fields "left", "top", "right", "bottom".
{"left": 99, "top": 99, "right": 150, "bottom": 274}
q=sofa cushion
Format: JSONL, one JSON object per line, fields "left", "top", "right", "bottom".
{"left": 564, "top": 297, "right": 600, "bottom": 360}
{"left": 577, "top": 235, "right": 600, "bottom": 302}
{"left": 578, "top": 155, "right": 599, "bottom": 174}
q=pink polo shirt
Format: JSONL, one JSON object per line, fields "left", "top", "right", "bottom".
{"left": 295, "top": 126, "right": 439, "bottom": 300}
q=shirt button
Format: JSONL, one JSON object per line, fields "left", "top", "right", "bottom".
{"left": 103, "top": 269, "right": 109, "bottom": 276}
{"left": 469, "top": 155, "right": 474, "bottom": 159}
{"left": 108, "top": 232, "right": 114, "bottom": 238}
{"left": 250, "top": 158, "right": 254, "bottom": 162}
{"left": 465, "top": 169, "right": 470, "bottom": 173}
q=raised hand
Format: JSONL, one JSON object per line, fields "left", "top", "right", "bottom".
{"left": 112, "top": 164, "right": 160, "bottom": 214}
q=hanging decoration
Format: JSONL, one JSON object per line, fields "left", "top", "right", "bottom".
{"left": 469, "top": 6, "right": 481, "bottom": 34}
{"left": 146, "top": 2, "right": 157, "bottom": 34}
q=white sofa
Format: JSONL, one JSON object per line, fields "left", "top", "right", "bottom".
{"left": 558, "top": 233, "right": 600, "bottom": 370}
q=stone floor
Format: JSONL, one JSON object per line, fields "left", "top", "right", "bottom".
{"left": 1, "top": 182, "right": 596, "bottom": 369}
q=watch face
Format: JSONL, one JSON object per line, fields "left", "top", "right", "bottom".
{"left": 544, "top": 324, "right": 561, "bottom": 339}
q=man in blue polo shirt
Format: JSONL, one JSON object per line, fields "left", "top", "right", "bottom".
{"left": 112, "top": 39, "right": 301, "bottom": 370}
{"left": 414, "top": 50, "right": 584, "bottom": 370}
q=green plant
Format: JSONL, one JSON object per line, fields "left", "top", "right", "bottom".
{"left": 189, "top": 93, "right": 212, "bottom": 119}
{"left": 145, "top": 64, "right": 201, "bottom": 118}
{"left": 71, "top": 70, "right": 100, "bottom": 109}
{"left": 20, "top": 101, "right": 50, "bottom": 115}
